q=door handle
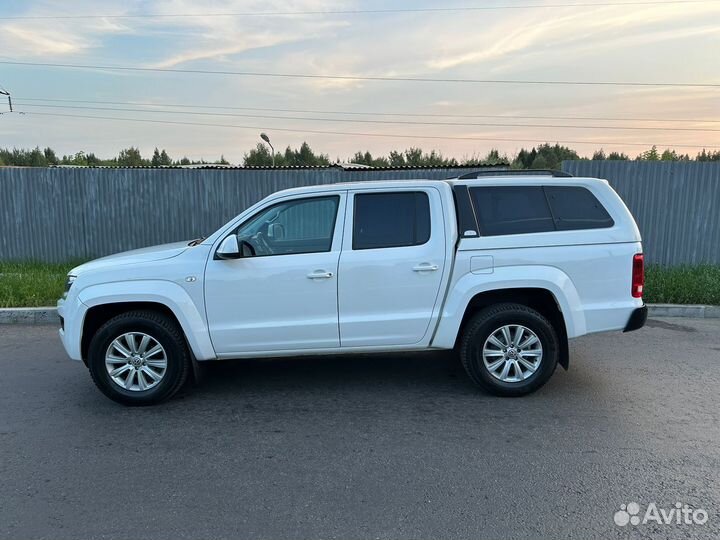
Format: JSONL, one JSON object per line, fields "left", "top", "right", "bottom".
{"left": 307, "top": 270, "right": 334, "bottom": 279}
{"left": 412, "top": 263, "right": 439, "bottom": 272}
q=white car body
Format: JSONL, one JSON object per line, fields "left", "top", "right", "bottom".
{"left": 58, "top": 175, "right": 645, "bottom": 370}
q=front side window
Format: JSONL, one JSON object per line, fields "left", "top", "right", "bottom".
{"left": 353, "top": 192, "right": 430, "bottom": 250}
{"left": 235, "top": 196, "right": 339, "bottom": 256}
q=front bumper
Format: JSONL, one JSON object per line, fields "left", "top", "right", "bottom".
{"left": 623, "top": 305, "right": 648, "bottom": 332}
{"left": 57, "top": 296, "right": 87, "bottom": 361}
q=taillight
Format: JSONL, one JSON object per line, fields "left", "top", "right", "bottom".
{"left": 631, "top": 253, "right": 644, "bottom": 298}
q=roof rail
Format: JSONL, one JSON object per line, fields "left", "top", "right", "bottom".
{"left": 453, "top": 169, "right": 573, "bottom": 179}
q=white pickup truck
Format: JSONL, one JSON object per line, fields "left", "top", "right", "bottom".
{"left": 58, "top": 171, "right": 647, "bottom": 405}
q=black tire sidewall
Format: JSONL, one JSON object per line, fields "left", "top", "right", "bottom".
{"left": 88, "top": 315, "right": 186, "bottom": 405}
{"left": 462, "top": 306, "right": 558, "bottom": 396}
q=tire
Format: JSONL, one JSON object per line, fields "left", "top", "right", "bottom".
{"left": 87, "top": 310, "right": 191, "bottom": 406}
{"left": 459, "top": 303, "right": 559, "bottom": 397}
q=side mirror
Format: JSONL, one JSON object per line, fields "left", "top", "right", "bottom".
{"left": 216, "top": 235, "right": 241, "bottom": 259}
{"left": 216, "top": 235, "right": 257, "bottom": 260}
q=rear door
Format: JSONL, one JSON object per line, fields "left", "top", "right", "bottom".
{"left": 337, "top": 187, "right": 447, "bottom": 347}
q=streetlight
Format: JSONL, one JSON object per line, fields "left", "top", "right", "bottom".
{"left": 260, "top": 132, "right": 275, "bottom": 166}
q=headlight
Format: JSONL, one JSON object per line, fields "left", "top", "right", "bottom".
{"left": 64, "top": 274, "right": 77, "bottom": 294}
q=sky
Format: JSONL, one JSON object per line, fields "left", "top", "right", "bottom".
{"left": 0, "top": 0, "right": 719, "bottom": 163}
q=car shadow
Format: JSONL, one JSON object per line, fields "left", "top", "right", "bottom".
{"left": 191, "top": 350, "right": 474, "bottom": 395}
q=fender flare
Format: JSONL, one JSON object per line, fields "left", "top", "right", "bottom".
{"left": 78, "top": 280, "right": 216, "bottom": 361}
{"left": 431, "top": 265, "right": 587, "bottom": 350}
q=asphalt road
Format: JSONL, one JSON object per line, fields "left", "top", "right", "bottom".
{"left": 1, "top": 318, "right": 718, "bottom": 540}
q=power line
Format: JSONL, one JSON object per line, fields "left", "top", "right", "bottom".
{"left": 2, "top": 60, "right": 718, "bottom": 88}
{"left": 20, "top": 111, "right": 720, "bottom": 149}
{"left": 15, "top": 101, "right": 720, "bottom": 133}
{"left": 0, "top": 1, "right": 714, "bottom": 19}
{"left": 17, "top": 97, "right": 720, "bottom": 124}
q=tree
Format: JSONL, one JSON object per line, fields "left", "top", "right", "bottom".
{"left": 61, "top": 151, "right": 85, "bottom": 165}
{"left": 243, "top": 143, "right": 277, "bottom": 166}
{"left": 388, "top": 150, "right": 405, "bottom": 166}
{"left": 85, "top": 152, "right": 101, "bottom": 166}
{"left": 243, "top": 141, "right": 330, "bottom": 166}
{"left": 637, "top": 146, "right": 659, "bottom": 161}
{"left": 43, "top": 147, "right": 59, "bottom": 165}
{"left": 27, "top": 147, "right": 48, "bottom": 167}
{"left": 512, "top": 148, "right": 536, "bottom": 169}
{"left": 512, "top": 144, "right": 578, "bottom": 170}
{"left": 484, "top": 149, "right": 504, "bottom": 164}
{"left": 151, "top": 148, "right": 173, "bottom": 166}
{"left": 530, "top": 154, "right": 549, "bottom": 169}
{"left": 592, "top": 149, "right": 607, "bottom": 160}
{"left": 607, "top": 151, "right": 629, "bottom": 160}
{"left": 352, "top": 147, "right": 461, "bottom": 167}
{"left": 283, "top": 142, "right": 330, "bottom": 166}
{"left": 349, "top": 151, "right": 389, "bottom": 167}
{"left": 117, "top": 147, "right": 146, "bottom": 166}
{"left": 697, "top": 149, "right": 720, "bottom": 161}
{"left": 159, "top": 149, "right": 172, "bottom": 165}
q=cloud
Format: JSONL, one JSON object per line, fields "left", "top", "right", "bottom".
{"left": 0, "top": 0, "right": 133, "bottom": 57}
{"left": 1, "top": 0, "right": 718, "bottom": 160}
{"left": 424, "top": 2, "right": 720, "bottom": 73}
{"left": 140, "top": 0, "right": 350, "bottom": 68}
{"left": 1, "top": 25, "right": 86, "bottom": 55}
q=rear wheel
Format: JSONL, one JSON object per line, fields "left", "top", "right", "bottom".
{"left": 459, "top": 303, "right": 559, "bottom": 396}
{"left": 87, "top": 310, "right": 190, "bottom": 405}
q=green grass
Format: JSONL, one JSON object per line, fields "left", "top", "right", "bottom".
{"left": 645, "top": 265, "right": 720, "bottom": 305}
{"left": 0, "top": 261, "right": 719, "bottom": 308}
{"left": 0, "top": 261, "right": 79, "bottom": 308}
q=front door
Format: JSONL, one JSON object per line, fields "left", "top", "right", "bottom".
{"left": 205, "top": 193, "right": 346, "bottom": 354}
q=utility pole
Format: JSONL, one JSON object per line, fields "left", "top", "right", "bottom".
{"left": 0, "top": 87, "right": 12, "bottom": 112}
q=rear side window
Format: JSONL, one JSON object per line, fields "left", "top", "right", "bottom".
{"left": 353, "top": 192, "right": 430, "bottom": 249}
{"left": 470, "top": 186, "right": 555, "bottom": 236}
{"left": 469, "top": 185, "right": 614, "bottom": 236}
{"left": 544, "top": 186, "right": 614, "bottom": 230}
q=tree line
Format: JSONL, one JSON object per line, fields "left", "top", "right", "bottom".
{"left": 1, "top": 143, "right": 719, "bottom": 170}
{"left": 0, "top": 147, "right": 230, "bottom": 168}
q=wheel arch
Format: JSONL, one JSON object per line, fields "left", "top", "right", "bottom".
{"left": 78, "top": 281, "right": 216, "bottom": 363}
{"left": 82, "top": 302, "right": 175, "bottom": 361}
{"left": 431, "top": 266, "right": 583, "bottom": 369}
{"left": 454, "top": 288, "right": 569, "bottom": 370}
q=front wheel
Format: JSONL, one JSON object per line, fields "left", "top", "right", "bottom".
{"left": 459, "top": 303, "right": 559, "bottom": 397}
{"left": 87, "top": 310, "right": 191, "bottom": 406}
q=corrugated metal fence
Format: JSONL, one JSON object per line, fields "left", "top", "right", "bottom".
{"left": 2, "top": 162, "right": 718, "bottom": 265}
{"left": 561, "top": 161, "right": 720, "bottom": 266}
{"left": 0, "top": 166, "right": 492, "bottom": 263}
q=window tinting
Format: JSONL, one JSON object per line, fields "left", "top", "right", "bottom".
{"left": 469, "top": 186, "right": 555, "bottom": 236}
{"left": 235, "top": 196, "right": 339, "bottom": 256}
{"left": 353, "top": 192, "right": 430, "bottom": 250}
{"left": 545, "top": 186, "right": 614, "bottom": 230}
